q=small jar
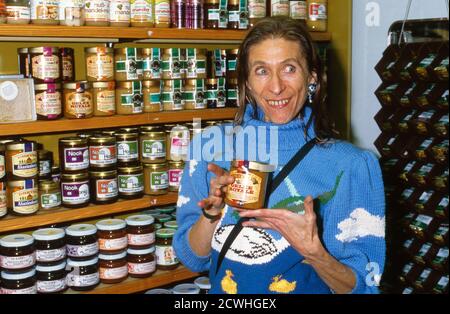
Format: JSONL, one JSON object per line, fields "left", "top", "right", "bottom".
{"left": 204, "top": 0, "right": 219, "bottom": 29}
{"left": 36, "top": 261, "right": 67, "bottom": 294}
{"left": 59, "top": 0, "right": 84, "bottom": 26}
{"left": 38, "top": 180, "right": 61, "bottom": 211}
{"left": 51, "top": 165, "right": 61, "bottom": 184}
{"left": 154, "top": 0, "right": 170, "bottom": 28}
{"left": 60, "top": 47, "right": 75, "bottom": 82}
{"left": 140, "top": 127, "right": 166, "bottom": 164}
{"left": 96, "top": 218, "right": 128, "bottom": 254}
{"left": 5, "top": 140, "right": 38, "bottom": 179}
{"left": 85, "top": 47, "right": 115, "bottom": 82}
{"left": 109, "top": 0, "right": 130, "bottom": 27}
{"left": 63, "top": 81, "right": 94, "bottom": 119}
{"left": 118, "top": 165, "right": 144, "bottom": 199}
{"left": 116, "top": 130, "right": 139, "bottom": 166}
{"left": 183, "top": 79, "right": 206, "bottom": 109}
{"left": 186, "top": 48, "right": 207, "bottom": 79}
{"left": 0, "top": 234, "right": 35, "bottom": 272}
{"left": 142, "top": 80, "right": 162, "bottom": 112}
{"left": 6, "top": 0, "right": 31, "bottom": 24}
{"left": 226, "top": 78, "right": 238, "bottom": 107}
{"left": 127, "top": 246, "right": 156, "bottom": 278}
{"left": 65, "top": 224, "right": 98, "bottom": 260}
{"left": 162, "top": 48, "right": 184, "bottom": 80}
{"left": 92, "top": 81, "right": 116, "bottom": 116}
{"left": 126, "top": 214, "right": 155, "bottom": 249}
{"left": 0, "top": 269, "right": 37, "bottom": 294}
{"left": 88, "top": 134, "right": 117, "bottom": 170}
{"left": 66, "top": 257, "right": 99, "bottom": 291}
{"left": 38, "top": 149, "right": 53, "bottom": 180}
{"left": 226, "top": 48, "right": 238, "bottom": 80}
{"left": 130, "top": 0, "right": 153, "bottom": 27}
{"left": 61, "top": 172, "right": 90, "bottom": 208}
{"left": 58, "top": 137, "right": 89, "bottom": 173}
{"left": 99, "top": 251, "right": 128, "bottom": 284}
{"left": 83, "top": 0, "right": 109, "bottom": 26}
{"left": 34, "top": 83, "right": 62, "bottom": 120}
{"left": 142, "top": 48, "right": 161, "bottom": 80}
{"left": 89, "top": 170, "right": 118, "bottom": 204}
{"left": 115, "top": 81, "right": 143, "bottom": 115}
{"left": 114, "top": 48, "right": 143, "bottom": 82}
{"left": 6, "top": 178, "right": 39, "bottom": 216}
{"left": 143, "top": 163, "right": 168, "bottom": 195}
{"left": 168, "top": 125, "right": 190, "bottom": 161}
{"left": 194, "top": 276, "right": 211, "bottom": 294}
{"left": 32, "top": 228, "right": 66, "bottom": 264}
{"left": 29, "top": 46, "right": 60, "bottom": 83}
{"left": 155, "top": 228, "right": 178, "bottom": 270}
{"left": 206, "top": 78, "right": 218, "bottom": 108}
{"left": 30, "top": 0, "right": 58, "bottom": 25}
{"left": 216, "top": 77, "right": 226, "bottom": 108}
{"left": 162, "top": 79, "right": 184, "bottom": 111}
{"left": 168, "top": 160, "right": 184, "bottom": 192}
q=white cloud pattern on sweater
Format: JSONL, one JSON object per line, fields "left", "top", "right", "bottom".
{"left": 177, "top": 195, "right": 191, "bottom": 207}
{"left": 335, "top": 208, "right": 385, "bottom": 243}
{"left": 189, "top": 160, "right": 198, "bottom": 176}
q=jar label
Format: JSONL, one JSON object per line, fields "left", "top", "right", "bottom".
{"left": 227, "top": 89, "right": 238, "bottom": 100}
{"left": 226, "top": 170, "right": 262, "bottom": 204}
{"left": 228, "top": 10, "right": 239, "bottom": 22}
{"left": 150, "top": 171, "right": 169, "bottom": 190}
{"left": 0, "top": 155, "right": 5, "bottom": 179}
{"left": 170, "top": 137, "right": 189, "bottom": 159}
{"left": 64, "top": 147, "right": 89, "bottom": 170}
{"left": 169, "top": 168, "right": 183, "bottom": 187}
{"left": 1, "top": 285, "right": 37, "bottom": 295}
{"left": 271, "top": 0, "right": 289, "bottom": 16}
{"left": 0, "top": 185, "right": 6, "bottom": 217}
{"left": 67, "top": 242, "right": 99, "bottom": 257}
{"left": 128, "top": 260, "right": 156, "bottom": 274}
{"left": 58, "top": 0, "right": 84, "bottom": 21}
{"left": 290, "top": 1, "right": 307, "bottom": 19}
{"left": 154, "top": 2, "right": 170, "bottom": 25}
{"left": 35, "top": 90, "right": 61, "bottom": 117}
{"left": 110, "top": 0, "right": 131, "bottom": 23}
{"left": 131, "top": 0, "right": 153, "bottom": 21}
{"left": 96, "top": 178, "right": 118, "bottom": 199}
{"left": 127, "top": 232, "right": 155, "bottom": 246}
{"left": 67, "top": 272, "right": 100, "bottom": 288}
{"left": 0, "top": 253, "right": 36, "bottom": 269}
{"left": 62, "top": 55, "right": 74, "bottom": 79}
{"left": 142, "top": 139, "right": 166, "bottom": 158}
{"left": 418, "top": 269, "right": 432, "bottom": 281}
{"left": 84, "top": 0, "right": 109, "bottom": 22}
{"left": 218, "top": 0, "right": 228, "bottom": 28}
{"left": 37, "top": 279, "right": 66, "bottom": 294}
{"left": 418, "top": 191, "right": 433, "bottom": 203}
{"left": 248, "top": 0, "right": 266, "bottom": 18}
{"left": 99, "top": 265, "right": 128, "bottom": 280}
{"left": 61, "top": 181, "right": 90, "bottom": 204}
{"left": 95, "top": 90, "right": 115, "bottom": 114}
{"left": 309, "top": 2, "right": 327, "bottom": 20}
{"left": 418, "top": 243, "right": 432, "bottom": 257}
{"left": 12, "top": 186, "right": 39, "bottom": 214}
{"left": 31, "top": 0, "right": 58, "bottom": 20}
{"left": 118, "top": 141, "right": 139, "bottom": 160}
{"left": 87, "top": 54, "right": 114, "bottom": 80}
{"left": 6, "top": 6, "right": 31, "bottom": 22}
{"left": 36, "top": 247, "right": 66, "bottom": 262}
{"left": 120, "top": 93, "right": 143, "bottom": 113}
{"left": 227, "top": 59, "right": 237, "bottom": 71}
{"left": 155, "top": 245, "right": 178, "bottom": 266}
{"left": 118, "top": 174, "right": 144, "bottom": 193}
{"left": 99, "top": 236, "right": 128, "bottom": 251}
{"left": 436, "top": 276, "right": 449, "bottom": 289}
{"left": 65, "top": 92, "right": 94, "bottom": 117}
{"left": 89, "top": 145, "right": 117, "bottom": 165}
{"left": 31, "top": 55, "right": 59, "bottom": 81}
{"left": 40, "top": 192, "right": 62, "bottom": 209}
{"left": 39, "top": 160, "right": 51, "bottom": 176}
{"left": 208, "top": 8, "right": 220, "bottom": 21}
{"left": 12, "top": 151, "right": 38, "bottom": 178}
{"left": 149, "top": 92, "right": 161, "bottom": 104}
{"left": 415, "top": 214, "right": 433, "bottom": 228}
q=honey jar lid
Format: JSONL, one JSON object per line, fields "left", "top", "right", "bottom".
{"left": 172, "top": 283, "right": 200, "bottom": 294}
{"left": 228, "top": 48, "right": 239, "bottom": 55}
{"left": 32, "top": 228, "right": 65, "bottom": 241}
{"left": 99, "top": 251, "right": 127, "bottom": 261}
{"left": 61, "top": 172, "right": 89, "bottom": 181}
{"left": 127, "top": 246, "right": 155, "bottom": 255}
{"left": 36, "top": 261, "right": 66, "bottom": 273}
{"left": 158, "top": 206, "right": 176, "bottom": 214}
{"left": 67, "top": 257, "right": 98, "bottom": 267}
{"left": 29, "top": 46, "right": 59, "bottom": 54}
{"left": 59, "top": 137, "right": 88, "bottom": 145}
{"left": 84, "top": 47, "right": 114, "bottom": 54}
{"left": 102, "top": 130, "right": 116, "bottom": 136}
{"left": 164, "top": 220, "right": 178, "bottom": 229}
{"left": 156, "top": 228, "right": 175, "bottom": 238}
{"left": 17, "top": 47, "right": 29, "bottom": 53}
{"left": 142, "top": 80, "right": 161, "bottom": 88}
{"left": 194, "top": 276, "right": 211, "bottom": 290}
{"left": 1, "top": 269, "right": 36, "bottom": 281}
{"left": 140, "top": 125, "right": 164, "bottom": 132}
{"left": 169, "top": 161, "right": 185, "bottom": 168}
{"left": 126, "top": 214, "right": 155, "bottom": 226}
{"left": 96, "top": 219, "right": 126, "bottom": 231}
{"left": 231, "top": 160, "right": 276, "bottom": 173}
{"left": 92, "top": 81, "right": 115, "bottom": 89}
{"left": 117, "top": 165, "right": 143, "bottom": 173}
{"left": 88, "top": 133, "right": 115, "bottom": 143}
{"left": 39, "top": 180, "right": 59, "bottom": 191}
{"left": 141, "top": 47, "right": 161, "bottom": 55}
{"left": 66, "top": 224, "right": 97, "bottom": 237}
{"left": 119, "top": 127, "right": 139, "bottom": 133}
{"left": 0, "top": 234, "right": 34, "bottom": 248}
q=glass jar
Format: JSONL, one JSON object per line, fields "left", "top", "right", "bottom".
{"left": 217, "top": 77, "right": 226, "bottom": 108}
{"left": 127, "top": 246, "right": 156, "bottom": 278}
{"left": 109, "top": 0, "right": 130, "bottom": 27}
{"left": 36, "top": 261, "right": 67, "bottom": 294}
{"left": 142, "top": 80, "right": 162, "bottom": 112}
{"left": 155, "top": 228, "right": 178, "bottom": 270}
{"left": 194, "top": 276, "right": 211, "bottom": 294}
{"left": 154, "top": 0, "right": 170, "bottom": 28}
{"left": 142, "top": 48, "right": 161, "bottom": 80}
{"left": 85, "top": 47, "right": 115, "bottom": 82}
{"left": 92, "top": 81, "right": 116, "bottom": 116}
{"left": 162, "top": 79, "right": 184, "bottom": 111}
{"left": 65, "top": 224, "right": 98, "bottom": 260}
{"left": 186, "top": 48, "right": 207, "bottom": 79}
{"left": 126, "top": 214, "right": 155, "bottom": 249}
{"left": 226, "top": 48, "right": 238, "bottom": 80}
{"left": 143, "top": 163, "right": 168, "bottom": 195}
{"left": 170, "top": 0, "right": 185, "bottom": 28}
{"left": 5, "top": 140, "right": 38, "bottom": 180}
{"left": 38, "top": 149, "right": 53, "bottom": 180}
{"left": 162, "top": 48, "right": 184, "bottom": 80}
{"left": 226, "top": 78, "right": 238, "bottom": 107}
{"left": 61, "top": 172, "right": 90, "bottom": 208}
{"left": 17, "top": 47, "right": 31, "bottom": 78}
{"left": 89, "top": 170, "right": 118, "bottom": 205}
{"left": 30, "top": 0, "right": 58, "bottom": 24}
{"left": 96, "top": 218, "right": 128, "bottom": 254}
{"left": 83, "top": 0, "right": 109, "bottom": 26}
{"left": 32, "top": 228, "right": 66, "bottom": 264}
{"left": 0, "top": 269, "right": 37, "bottom": 294}
{"left": 307, "top": 0, "right": 327, "bottom": 32}
{"left": 183, "top": 79, "right": 206, "bottom": 110}
{"left": 186, "top": 0, "right": 203, "bottom": 29}
{"left": 34, "top": 83, "right": 62, "bottom": 120}
{"left": 248, "top": 0, "right": 266, "bottom": 27}
{"left": 204, "top": 0, "right": 219, "bottom": 29}
{"left": 38, "top": 180, "right": 61, "bottom": 211}
{"left": 140, "top": 127, "right": 166, "bottom": 164}
{"left": 206, "top": 78, "right": 218, "bottom": 108}
{"left": 6, "top": 0, "right": 31, "bottom": 24}
{"left": 63, "top": 81, "right": 94, "bottom": 119}
{"left": 115, "top": 48, "right": 143, "bottom": 81}
{"left": 6, "top": 179, "right": 39, "bottom": 216}
{"left": 115, "top": 81, "right": 143, "bottom": 115}
{"left": 116, "top": 130, "right": 139, "bottom": 166}
{"left": 59, "top": 137, "right": 89, "bottom": 173}
{"left": 168, "top": 124, "right": 190, "bottom": 161}
{"left": 99, "top": 251, "right": 128, "bottom": 284}
{"left": 59, "top": 0, "right": 84, "bottom": 26}
{"left": 88, "top": 134, "right": 117, "bottom": 171}
{"left": 66, "top": 257, "right": 99, "bottom": 291}
{"left": 51, "top": 165, "right": 60, "bottom": 184}
{"left": 0, "top": 234, "right": 35, "bottom": 271}
{"left": 118, "top": 165, "right": 144, "bottom": 199}
{"left": 29, "top": 46, "right": 60, "bottom": 83}
{"left": 131, "top": 0, "right": 153, "bottom": 26}
{"left": 60, "top": 47, "right": 75, "bottom": 82}
{"left": 226, "top": 0, "right": 239, "bottom": 29}
{"left": 168, "top": 160, "right": 184, "bottom": 192}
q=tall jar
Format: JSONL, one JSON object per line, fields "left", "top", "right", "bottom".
{"left": 109, "top": 0, "right": 131, "bottom": 27}
{"left": 154, "top": 0, "right": 170, "bottom": 28}
{"left": 155, "top": 228, "right": 178, "bottom": 270}
{"left": 130, "top": 0, "right": 153, "bottom": 26}
{"left": 226, "top": 0, "right": 239, "bottom": 29}
{"left": 115, "top": 81, "right": 143, "bottom": 115}
{"left": 63, "top": 81, "right": 94, "bottom": 119}
{"left": 248, "top": 0, "right": 265, "bottom": 27}
{"left": 226, "top": 78, "right": 238, "bottom": 107}
{"left": 141, "top": 48, "right": 161, "bottom": 80}
{"left": 186, "top": 0, "right": 203, "bottom": 29}
{"left": 143, "top": 163, "right": 168, "bottom": 195}
{"left": 92, "top": 81, "right": 116, "bottom": 116}
{"left": 59, "top": 0, "right": 84, "bottom": 26}
{"left": 142, "top": 80, "right": 162, "bottom": 112}
{"left": 84, "top": 0, "right": 109, "bottom": 26}
{"left": 30, "top": 0, "right": 58, "bottom": 24}
{"left": 168, "top": 160, "right": 184, "bottom": 192}
{"left": 140, "top": 126, "right": 166, "bottom": 164}
{"left": 226, "top": 48, "right": 238, "bottom": 80}
{"left": 38, "top": 149, "right": 52, "bottom": 179}
{"left": 307, "top": 0, "right": 327, "bottom": 32}
{"left": 5, "top": 0, "right": 31, "bottom": 24}
{"left": 34, "top": 83, "right": 62, "bottom": 120}
{"left": 60, "top": 47, "right": 75, "bottom": 82}
{"left": 162, "top": 48, "right": 183, "bottom": 80}
{"left": 204, "top": 0, "right": 219, "bottom": 29}
{"left": 85, "top": 47, "right": 115, "bottom": 82}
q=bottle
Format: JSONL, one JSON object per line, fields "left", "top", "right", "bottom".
{"left": 289, "top": 1, "right": 307, "bottom": 25}
{"left": 227, "top": 0, "right": 239, "bottom": 29}
{"left": 204, "top": 0, "right": 219, "bottom": 28}
{"left": 306, "top": 0, "right": 327, "bottom": 32}
{"left": 248, "top": 0, "right": 265, "bottom": 27}
{"left": 170, "top": 0, "right": 185, "bottom": 28}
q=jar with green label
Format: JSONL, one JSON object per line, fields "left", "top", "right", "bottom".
{"left": 226, "top": 78, "right": 238, "bottom": 107}
{"left": 116, "top": 81, "right": 143, "bottom": 115}
{"left": 118, "top": 165, "right": 144, "bottom": 199}
{"left": 226, "top": 48, "right": 238, "bottom": 80}
{"left": 183, "top": 79, "right": 206, "bottom": 110}
{"left": 142, "top": 48, "right": 161, "bottom": 80}
{"left": 116, "top": 130, "right": 139, "bottom": 166}
{"left": 162, "top": 48, "right": 184, "bottom": 80}
{"left": 142, "top": 80, "right": 162, "bottom": 112}
{"left": 217, "top": 77, "right": 226, "bottom": 108}
{"left": 155, "top": 228, "right": 178, "bottom": 270}
{"left": 185, "top": 48, "right": 207, "bottom": 79}
{"left": 114, "top": 48, "right": 143, "bottom": 82}
{"left": 38, "top": 180, "right": 61, "bottom": 211}
{"left": 143, "top": 163, "right": 168, "bottom": 195}
{"left": 140, "top": 127, "right": 166, "bottom": 164}
{"left": 162, "top": 80, "right": 184, "bottom": 111}
{"left": 206, "top": 78, "right": 218, "bottom": 108}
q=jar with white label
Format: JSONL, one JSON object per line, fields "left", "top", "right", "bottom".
{"left": 29, "top": 46, "right": 60, "bottom": 83}
{"left": 162, "top": 48, "right": 184, "bottom": 80}
{"left": 126, "top": 214, "right": 155, "bottom": 249}
{"left": 63, "top": 81, "right": 94, "bottom": 119}
{"left": 116, "top": 81, "right": 143, "bottom": 114}
{"left": 85, "top": 47, "right": 115, "bottom": 82}
{"left": 96, "top": 218, "right": 128, "bottom": 254}
{"left": 127, "top": 246, "right": 156, "bottom": 278}
{"left": 65, "top": 224, "right": 98, "bottom": 260}
{"left": 66, "top": 257, "right": 99, "bottom": 291}
{"left": 59, "top": 0, "right": 84, "bottom": 26}
{"left": 36, "top": 261, "right": 67, "bottom": 294}
{"left": 0, "top": 269, "right": 37, "bottom": 294}
{"left": 183, "top": 79, "right": 206, "bottom": 109}
{"left": 5, "top": 140, "right": 38, "bottom": 180}
{"left": 168, "top": 124, "right": 190, "bottom": 161}
{"left": 92, "top": 81, "right": 116, "bottom": 116}
{"left": 99, "top": 251, "right": 128, "bottom": 284}
{"left": 109, "top": 0, "right": 130, "bottom": 26}
{"left": 6, "top": 0, "right": 31, "bottom": 24}
{"left": 155, "top": 228, "right": 178, "bottom": 270}
{"left": 38, "top": 180, "right": 61, "bottom": 211}
{"left": 32, "top": 228, "right": 66, "bottom": 264}
{"left": 140, "top": 126, "right": 166, "bottom": 164}
{"left": 116, "top": 130, "right": 139, "bottom": 166}
{"left": 34, "top": 83, "right": 62, "bottom": 120}
{"left": 61, "top": 172, "right": 90, "bottom": 208}
{"left": 88, "top": 134, "right": 117, "bottom": 171}
{"left": 307, "top": 0, "right": 327, "bottom": 32}
{"left": 115, "top": 48, "right": 143, "bottom": 81}
{"left": 154, "top": 0, "right": 170, "bottom": 28}
{"left": 89, "top": 170, "right": 119, "bottom": 205}
{"left": 30, "top": 0, "right": 59, "bottom": 24}
{"left": 59, "top": 137, "right": 89, "bottom": 173}
{"left": 131, "top": 0, "right": 153, "bottom": 26}
{"left": 0, "top": 234, "right": 36, "bottom": 271}
{"left": 143, "top": 163, "right": 168, "bottom": 195}
{"left": 6, "top": 178, "right": 39, "bottom": 216}
{"left": 84, "top": 0, "right": 109, "bottom": 25}
{"left": 118, "top": 165, "right": 144, "bottom": 199}
{"left": 142, "top": 48, "right": 161, "bottom": 80}
{"left": 185, "top": 48, "right": 207, "bottom": 79}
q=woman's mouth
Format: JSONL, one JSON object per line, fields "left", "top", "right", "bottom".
{"left": 267, "top": 99, "right": 289, "bottom": 109}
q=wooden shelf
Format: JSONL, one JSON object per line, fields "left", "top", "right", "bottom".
{"left": 0, "top": 108, "right": 238, "bottom": 136}
{"left": 0, "top": 193, "right": 178, "bottom": 234}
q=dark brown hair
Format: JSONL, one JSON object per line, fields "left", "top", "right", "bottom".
{"left": 235, "top": 16, "right": 338, "bottom": 140}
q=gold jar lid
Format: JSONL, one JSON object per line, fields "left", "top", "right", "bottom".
{"left": 18, "top": 48, "right": 29, "bottom": 53}
{"left": 164, "top": 124, "right": 176, "bottom": 131}
{"left": 77, "top": 132, "right": 93, "bottom": 139}
{"left": 140, "top": 125, "right": 164, "bottom": 132}
{"left": 228, "top": 78, "right": 238, "bottom": 85}
{"left": 6, "top": 140, "right": 36, "bottom": 151}
{"left": 116, "top": 81, "right": 142, "bottom": 89}
{"left": 102, "top": 130, "right": 116, "bottom": 137}
{"left": 60, "top": 137, "right": 88, "bottom": 146}
{"left": 84, "top": 47, "right": 114, "bottom": 54}
{"left": 118, "top": 165, "right": 143, "bottom": 174}
{"left": 140, "top": 130, "right": 166, "bottom": 138}
{"left": 205, "top": 120, "right": 218, "bottom": 126}
{"left": 89, "top": 169, "right": 117, "bottom": 178}
{"left": 228, "top": 48, "right": 239, "bottom": 55}
{"left": 61, "top": 172, "right": 89, "bottom": 181}
{"left": 141, "top": 48, "right": 161, "bottom": 56}
{"left": 63, "top": 81, "right": 91, "bottom": 90}
{"left": 38, "top": 149, "right": 52, "bottom": 159}
{"left": 169, "top": 161, "right": 184, "bottom": 168}
{"left": 119, "top": 127, "right": 139, "bottom": 133}
{"left": 115, "top": 129, "right": 139, "bottom": 139}
{"left": 34, "top": 83, "right": 61, "bottom": 91}
{"left": 88, "top": 134, "right": 115, "bottom": 144}
{"left": 142, "top": 80, "right": 161, "bottom": 88}
{"left": 0, "top": 139, "right": 17, "bottom": 145}
{"left": 162, "top": 48, "right": 180, "bottom": 56}
{"left": 206, "top": 78, "right": 218, "bottom": 85}
{"left": 39, "top": 180, "right": 59, "bottom": 190}
{"left": 143, "top": 163, "right": 168, "bottom": 170}
{"left": 205, "top": 0, "right": 219, "bottom": 4}
{"left": 29, "top": 47, "right": 59, "bottom": 54}
{"left": 7, "top": 178, "right": 37, "bottom": 188}
{"left": 51, "top": 165, "right": 60, "bottom": 173}
{"left": 92, "top": 81, "right": 115, "bottom": 89}
{"left": 114, "top": 47, "right": 140, "bottom": 55}
{"left": 231, "top": 160, "right": 276, "bottom": 173}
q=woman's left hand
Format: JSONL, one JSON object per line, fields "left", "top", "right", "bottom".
{"left": 237, "top": 196, "right": 326, "bottom": 260}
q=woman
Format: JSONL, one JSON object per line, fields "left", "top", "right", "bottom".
{"left": 173, "top": 17, "right": 385, "bottom": 294}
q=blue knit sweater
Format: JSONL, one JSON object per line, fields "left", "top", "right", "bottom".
{"left": 173, "top": 105, "right": 386, "bottom": 294}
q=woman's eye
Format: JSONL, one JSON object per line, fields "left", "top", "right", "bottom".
{"left": 255, "top": 68, "right": 267, "bottom": 75}
{"left": 283, "top": 65, "right": 296, "bottom": 73}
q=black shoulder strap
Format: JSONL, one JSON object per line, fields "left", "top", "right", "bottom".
{"left": 215, "top": 138, "right": 317, "bottom": 275}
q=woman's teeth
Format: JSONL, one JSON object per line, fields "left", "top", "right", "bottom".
{"left": 268, "top": 99, "right": 289, "bottom": 107}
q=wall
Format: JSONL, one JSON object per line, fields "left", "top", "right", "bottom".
{"left": 351, "top": 0, "right": 448, "bottom": 154}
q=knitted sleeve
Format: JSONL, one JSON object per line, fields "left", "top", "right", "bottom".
{"left": 321, "top": 150, "right": 386, "bottom": 294}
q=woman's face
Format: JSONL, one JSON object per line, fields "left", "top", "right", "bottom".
{"left": 246, "top": 38, "right": 316, "bottom": 124}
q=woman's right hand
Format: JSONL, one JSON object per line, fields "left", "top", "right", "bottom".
{"left": 197, "top": 163, "right": 235, "bottom": 216}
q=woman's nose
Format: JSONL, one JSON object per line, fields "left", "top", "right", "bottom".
{"left": 269, "top": 73, "right": 285, "bottom": 95}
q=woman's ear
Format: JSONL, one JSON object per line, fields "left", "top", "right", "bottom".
{"left": 309, "top": 71, "right": 318, "bottom": 85}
